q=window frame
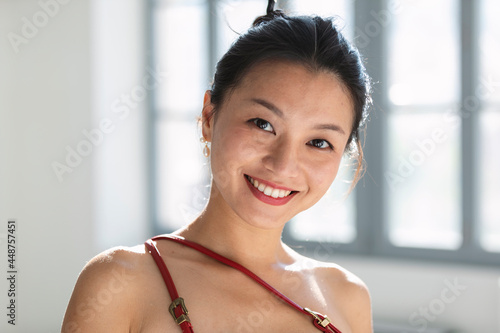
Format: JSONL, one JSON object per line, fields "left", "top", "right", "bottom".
{"left": 147, "top": 0, "right": 500, "bottom": 267}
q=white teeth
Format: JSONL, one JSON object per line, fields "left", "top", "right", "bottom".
{"left": 264, "top": 187, "right": 273, "bottom": 196}
{"left": 247, "top": 176, "right": 294, "bottom": 199}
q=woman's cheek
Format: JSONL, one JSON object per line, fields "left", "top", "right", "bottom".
{"left": 308, "top": 156, "right": 341, "bottom": 193}
{"left": 218, "top": 126, "right": 261, "bottom": 160}
{"left": 211, "top": 127, "right": 257, "bottom": 179}
{"left": 210, "top": 150, "right": 232, "bottom": 192}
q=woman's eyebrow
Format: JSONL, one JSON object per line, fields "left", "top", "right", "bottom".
{"left": 251, "top": 98, "right": 284, "bottom": 118}
{"left": 314, "top": 123, "right": 346, "bottom": 135}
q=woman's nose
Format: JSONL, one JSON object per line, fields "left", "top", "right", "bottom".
{"left": 262, "top": 138, "right": 299, "bottom": 178}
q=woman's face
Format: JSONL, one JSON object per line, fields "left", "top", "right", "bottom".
{"left": 202, "top": 60, "right": 354, "bottom": 230}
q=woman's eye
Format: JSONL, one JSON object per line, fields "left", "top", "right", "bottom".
{"left": 251, "top": 118, "right": 274, "bottom": 133}
{"left": 308, "top": 139, "right": 333, "bottom": 150}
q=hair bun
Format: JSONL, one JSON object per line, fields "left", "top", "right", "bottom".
{"left": 252, "top": 0, "right": 286, "bottom": 27}
{"left": 266, "top": 0, "right": 276, "bottom": 14}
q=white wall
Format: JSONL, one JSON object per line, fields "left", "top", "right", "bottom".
{"left": 1, "top": 1, "right": 498, "bottom": 332}
{"left": 335, "top": 255, "right": 500, "bottom": 333}
{"left": 0, "top": 0, "right": 148, "bottom": 332}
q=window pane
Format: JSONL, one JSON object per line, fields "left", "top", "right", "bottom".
{"left": 154, "top": 2, "right": 208, "bottom": 115}
{"left": 388, "top": 0, "right": 459, "bottom": 106}
{"left": 480, "top": 0, "right": 500, "bottom": 104}
{"left": 288, "top": 159, "right": 356, "bottom": 244}
{"left": 386, "top": 0, "right": 461, "bottom": 250}
{"left": 478, "top": 0, "right": 500, "bottom": 252}
{"left": 156, "top": 119, "right": 209, "bottom": 230}
{"left": 385, "top": 112, "right": 462, "bottom": 249}
{"left": 479, "top": 109, "right": 500, "bottom": 252}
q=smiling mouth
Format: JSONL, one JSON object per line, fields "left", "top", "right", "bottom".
{"left": 244, "top": 175, "right": 297, "bottom": 199}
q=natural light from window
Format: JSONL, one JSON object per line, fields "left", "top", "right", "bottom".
{"left": 479, "top": 0, "right": 500, "bottom": 252}
{"left": 385, "top": 0, "right": 462, "bottom": 249}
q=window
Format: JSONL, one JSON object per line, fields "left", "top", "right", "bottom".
{"left": 478, "top": 0, "right": 500, "bottom": 252}
{"left": 148, "top": 0, "right": 500, "bottom": 265}
{"left": 152, "top": 0, "right": 210, "bottom": 231}
{"left": 385, "top": 0, "right": 461, "bottom": 249}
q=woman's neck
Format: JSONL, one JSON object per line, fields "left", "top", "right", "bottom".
{"left": 176, "top": 198, "right": 293, "bottom": 271}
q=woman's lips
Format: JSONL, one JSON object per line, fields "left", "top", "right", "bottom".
{"left": 244, "top": 174, "right": 298, "bottom": 206}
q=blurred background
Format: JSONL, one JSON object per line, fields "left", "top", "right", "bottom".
{"left": 1, "top": 0, "right": 499, "bottom": 332}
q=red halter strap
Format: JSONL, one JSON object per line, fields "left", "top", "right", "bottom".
{"left": 146, "top": 234, "right": 342, "bottom": 333}
{"left": 145, "top": 238, "right": 194, "bottom": 333}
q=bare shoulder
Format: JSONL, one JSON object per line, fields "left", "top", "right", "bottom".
{"left": 61, "top": 244, "right": 152, "bottom": 333}
{"left": 320, "top": 260, "right": 369, "bottom": 294}
{"left": 318, "top": 260, "right": 372, "bottom": 332}
{"left": 286, "top": 246, "right": 368, "bottom": 288}
{"left": 288, "top": 249, "right": 373, "bottom": 332}
{"left": 84, "top": 244, "right": 149, "bottom": 274}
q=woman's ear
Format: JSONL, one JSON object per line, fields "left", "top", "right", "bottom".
{"left": 201, "top": 90, "right": 215, "bottom": 142}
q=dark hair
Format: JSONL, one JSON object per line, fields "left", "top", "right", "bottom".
{"left": 209, "top": 1, "right": 372, "bottom": 186}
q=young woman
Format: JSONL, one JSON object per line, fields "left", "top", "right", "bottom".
{"left": 62, "top": 2, "right": 373, "bottom": 332}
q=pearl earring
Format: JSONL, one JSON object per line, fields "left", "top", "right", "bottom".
{"left": 200, "top": 137, "right": 210, "bottom": 157}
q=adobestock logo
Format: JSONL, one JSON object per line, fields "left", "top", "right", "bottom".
{"left": 355, "top": 0, "right": 417, "bottom": 49}
{"left": 235, "top": 299, "right": 276, "bottom": 333}
{"left": 408, "top": 278, "right": 467, "bottom": 332}
{"left": 51, "top": 65, "right": 167, "bottom": 183}
{"left": 61, "top": 267, "right": 136, "bottom": 333}
{"left": 385, "top": 74, "right": 500, "bottom": 191}
{"left": 384, "top": 128, "right": 448, "bottom": 192}
{"left": 7, "top": 0, "right": 72, "bottom": 54}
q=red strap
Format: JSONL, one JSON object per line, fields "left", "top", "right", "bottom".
{"left": 149, "top": 235, "right": 342, "bottom": 333}
{"left": 145, "top": 239, "right": 194, "bottom": 333}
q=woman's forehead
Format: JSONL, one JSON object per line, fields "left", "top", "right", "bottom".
{"left": 237, "top": 59, "right": 349, "bottom": 97}
{"left": 234, "top": 60, "right": 353, "bottom": 111}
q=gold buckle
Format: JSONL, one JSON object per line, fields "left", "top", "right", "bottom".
{"left": 304, "top": 307, "right": 332, "bottom": 328}
{"left": 168, "top": 297, "right": 191, "bottom": 325}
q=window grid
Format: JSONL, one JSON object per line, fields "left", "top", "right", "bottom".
{"left": 148, "top": 0, "right": 500, "bottom": 266}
